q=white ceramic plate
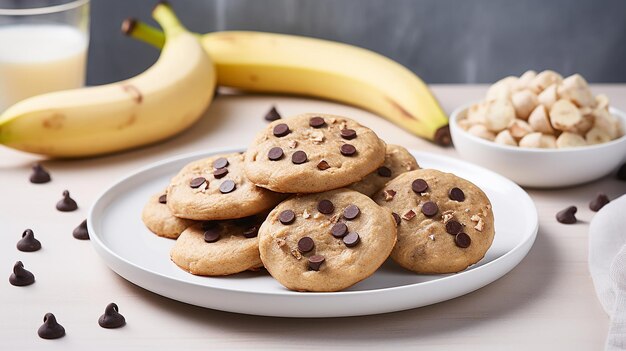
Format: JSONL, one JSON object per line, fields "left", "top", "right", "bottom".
{"left": 89, "top": 147, "right": 538, "bottom": 318}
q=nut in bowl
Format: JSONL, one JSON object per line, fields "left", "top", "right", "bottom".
{"left": 450, "top": 70, "right": 626, "bottom": 188}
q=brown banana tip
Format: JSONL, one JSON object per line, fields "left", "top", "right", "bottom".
{"left": 434, "top": 125, "right": 452, "bottom": 147}
{"left": 121, "top": 18, "right": 137, "bottom": 36}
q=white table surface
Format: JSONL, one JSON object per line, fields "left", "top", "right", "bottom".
{"left": 1, "top": 85, "right": 625, "bottom": 350}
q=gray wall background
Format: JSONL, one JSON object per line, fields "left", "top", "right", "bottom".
{"left": 88, "top": 0, "right": 626, "bottom": 85}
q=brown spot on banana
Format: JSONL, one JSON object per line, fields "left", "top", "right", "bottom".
{"left": 384, "top": 96, "right": 418, "bottom": 121}
{"left": 249, "top": 74, "right": 259, "bottom": 82}
{"left": 116, "top": 114, "right": 137, "bottom": 130}
{"left": 121, "top": 84, "right": 143, "bottom": 104}
{"left": 42, "top": 114, "right": 66, "bottom": 129}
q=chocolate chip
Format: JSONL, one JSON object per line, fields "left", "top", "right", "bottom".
{"left": 402, "top": 210, "right": 416, "bottom": 221}
{"left": 317, "top": 199, "right": 335, "bottom": 214}
{"left": 617, "top": 163, "right": 626, "bottom": 181}
{"left": 317, "top": 160, "right": 330, "bottom": 170}
{"left": 98, "top": 303, "right": 126, "bottom": 329}
{"left": 273, "top": 123, "right": 290, "bottom": 137}
{"left": 298, "top": 237, "right": 315, "bottom": 253}
{"left": 445, "top": 220, "right": 462, "bottom": 235}
{"left": 219, "top": 180, "right": 236, "bottom": 194}
{"left": 279, "top": 210, "right": 295, "bottom": 225}
{"left": 343, "top": 205, "right": 360, "bottom": 220}
{"left": 213, "top": 157, "right": 229, "bottom": 169}
{"left": 291, "top": 150, "right": 308, "bottom": 164}
{"left": 309, "top": 116, "right": 326, "bottom": 128}
{"left": 204, "top": 225, "right": 221, "bottom": 243}
{"left": 411, "top": 179, "right": 428, "bottom": 193}
{"left": 29, "top": 163, "right": 51, "bottom": 184}
{"left": 308, "top": 255, "right": 325, "bottom": 271}
{"left": 213, "top": 168, "right": 228, "bottom": 179}
{"left": 340, "top": 129, "right": 357, "bottom": 140}
{"left": 158, "top": 194, "right": 167, "bottom": 204}
{"left": 449, "top": 187, "right": 465, "bottom": 202}
{"left": 556, "top": 206, "right": 577, "bottom": 224}
{"left": 56, "top": 190, "right": 78, "bottom": 212}
{"left": 38, "top": 313, "right": 65, "bottom": 339}
{"left": 590, "top": 193, "right": 610, "bottom": 212}
{"left": 421, "top": 201, "right": 438, "bottom": 217}
{"left": 392, "top": 212, "right": 401, "bottom": 225}
{"left": 189, "top": 177, "right": 206, "bottom": 188}
{"left": 17, "top": 229, "right": 41, "bottom": 252}
{"left": 377, "top": 166, "right": 392, "bottom": 177}
{"left": 264, "top": 106, "right": 281, "bottom": 121}
{"left": 340, "top": 144, "right": 357, "bottom": 156}
{"left": 331, "top": 222, "right": 348, "bottom": 238}
{"left": 268, "top": 147, "right": 284, "bottom": 161}
{"left": 343, "top": 232, "right": 360, "bottom": 247}
{"left": 243, "top": 226, "right": 259, "bottom": 238}
{"left": 9, "top": 261, "right": 34, "bottom": 286}
{"left": 455, "top": 233, "right": 471, "bottom": 248}
{"left": 72, "top": 219, "right": 89, "bottom": 240}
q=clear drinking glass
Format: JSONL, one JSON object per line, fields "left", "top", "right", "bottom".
{"left": 0, "top": 0, "right": 90, "bottom": 112}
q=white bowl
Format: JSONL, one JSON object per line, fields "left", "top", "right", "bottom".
{"left": 449, "top": 103, "right": 626, "bottom": 188}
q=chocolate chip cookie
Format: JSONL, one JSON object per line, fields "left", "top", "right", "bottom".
{"left": 258, "top": 188, "right": 397, "bottom": 291}
{"left": 167, "top": 153, "right": 285, "bottom": 220}
{"left": 374, "top": 169, "right": 495, "bottom": 274}
{"left": 141, "top": 192, "right": 196, "bottom": 239}
{"left": 244, "top": 113, "right": 387, "bottom": 193}
{"left": 348, "top": 144, "right": 419, "bottom": 196}
{"left": 170, "top": 216, "right": 265, "bottom": 276}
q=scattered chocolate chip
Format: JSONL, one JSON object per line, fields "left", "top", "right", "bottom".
{"left": 9, "top": 261, "right": 34, "bottom": 286}
{"left": 243, "top": 226, "right": 259, "bottom": 238}
{"left": 29, "top": 163, "right": 51, "bottom": 184}
{"left": 317, "top": 160, "right": 330, "bottom": 170}
{"left": 331, "top": 222, "right": 348, "bottom": 238}
{"left": 291, "top": 150, "right": 308, "bottom": 164}
{"left": 298, "top": 237, "right": 315, "bottom": 253}
{"left": 38, "top": 313, "right": 65, "bottom": 339}
{"left": 189, "top": 177, "right": 206, "bottom": 189}
{"left": 392, "top": 212, "right": 401, "bottom": 225}
{"left": 411, "top": 179, "right": 428, "bottom": 193}
{"left": 213, "top": 157, "right": 229, "bottom": 169}
{"left": 617, "top": 163, "right": 626, "bottom": 181}
{"left": 377, "top": 166, "right": 392, "bottom": 177}
{"left": 556, "top": 206, "right": 577, "bottom": 224}
{"left": 219, "top": 180, "right": 236, "bottom": 194}
{"left": 72, "top": 219, "right": 89, "bottom": 240}
{"left": 445, "top": 220, "right": 462, "bottom": 235}
{"left": 343, "top": 232, "right": 360, "bottom": 247}
{"left": 279, "top": 210, "right": 296, "bottom": 225}
{"left": 340, "top": 129, "right": 357, "bottom": 140}
{"left": 204, "top": 225, "right": 221, "bottom": 243}
{"left": 590, "top": 193, "right": 610, "bottom": 212}
{"left": 158, "top": 194, "right": 167, "bottom": 204}
{"left": 56, "top": 190, "right": 78, "bottom": 212}
{"left": 308, "top": 255, "right": 325, "bottom": 271}
{"left": 268, "top": 147, "right": 284, "bottom": 161}
{"left": 309, "top": 116, "right": 326, "bottom": 128}
{"left": 264, "top": 106, "right": 281, "bottom": 121}
{"left": 455, "top": 233, "right": 471, "bottom": 248}
{"left": 449, "top": 187, "right": 465, "bottom": 202}
{"left": 317, "top": 199, "right": 335, "bottom": 214}
{"left": 273, "top": 123, "right": 290, "bottom": 137}
{"left": 213, "top": 168, "right": 228, "bottom": 179}
{"left": 421, "top": 201, "right": 439, "bottom": 217}
{"left": 340, "top": 144, "right": 357, "bottom": 156}
{"left": 98, "top": 303, "right": 126, "bottom": 329}
{"left": 17, "top": 229, "right": 41, "bottom": 252}
{"left": 343, "top": 205, "right": 360, "bottom": 220}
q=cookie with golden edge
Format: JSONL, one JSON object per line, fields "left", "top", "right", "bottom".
{"left": 141, "top": 191, "right": 196, "bottom": 239}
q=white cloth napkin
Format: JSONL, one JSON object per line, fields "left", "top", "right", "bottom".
{"left": 589, "top": 194, "right": 626, "bottom": 350}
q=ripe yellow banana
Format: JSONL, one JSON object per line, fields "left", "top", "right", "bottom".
{"left": 123, "top": 13, "right": 450, "bottom": 145}
{"left": 0, "top": 3, "right": 215, "bottom": 157}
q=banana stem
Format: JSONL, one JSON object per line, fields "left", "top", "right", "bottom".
{"left": 121, "top": 18, "right": 165, "bottom": 48}
{"left": 152, "top": 2, "right": 185, "bottom": 36}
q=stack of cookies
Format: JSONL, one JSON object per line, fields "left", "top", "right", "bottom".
{"left": 141, "top": 113, "right": 495, "bottom": 292}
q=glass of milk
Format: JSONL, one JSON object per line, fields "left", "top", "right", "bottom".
{"left": 0, "top": 0, "right": 89, "bottom": 112}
